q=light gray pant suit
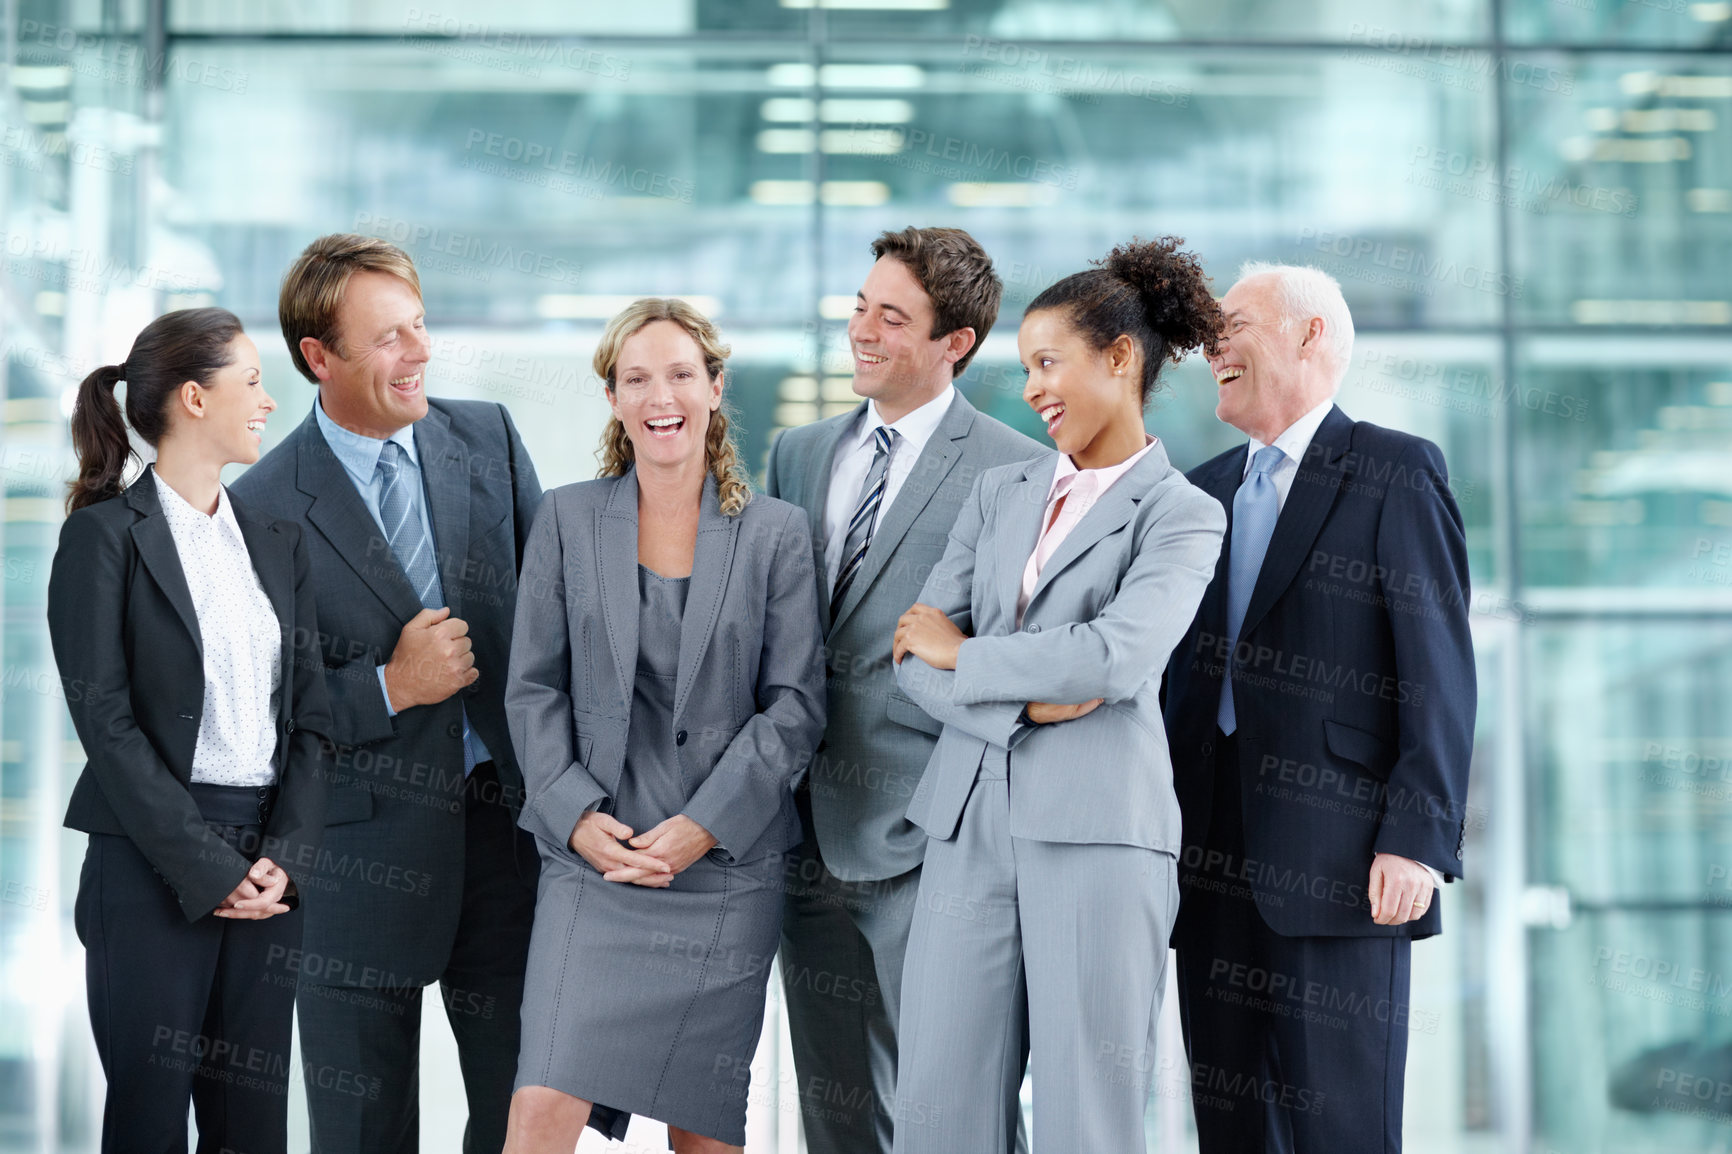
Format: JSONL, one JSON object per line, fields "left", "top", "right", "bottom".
{"left": 892, "top": 444, "right": 1225, "bottom": 1153}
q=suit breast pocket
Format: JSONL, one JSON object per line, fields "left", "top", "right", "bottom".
{"left": 885, "top": 691, "right": 942, "bottom": 738}
{"left": 323, "top": 782, "right": 375, "bottom": 825}
{"left": 902, "top": 528, "right": 951, "bottom": 552}
{"left": 1323, "top": 719, "right": 1395, "bottom": 780}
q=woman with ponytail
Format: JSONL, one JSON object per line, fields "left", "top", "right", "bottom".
{"left": 48, "top": 307, "right": 332, "bottom": 1154}
{"left": 503, "top": 299, "right": 824, "bottom": 1153}
{"left": 887, "top": 239, "right": 1228, "bottom": 1152}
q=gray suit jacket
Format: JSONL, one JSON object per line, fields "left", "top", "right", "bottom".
{"left": 507, "top": 469, "right": 827, "bottom": 866}
{"left": 896, "top": 441, "right": 1225, "bottom": 853}
{"left": 765, "top": 391, "right": 1044, "bottom": 882}
{"left": 230, "top": 398, "right": 542, "bottom": 986}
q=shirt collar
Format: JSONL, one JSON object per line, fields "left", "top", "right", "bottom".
{"left": 1047, "top": 434, "right": 1158, "bottom": 501}
{"left": 854, "top": 384, "right": 955, "bottom": 457}
{"left": 153, "top": 466, "right": 244, "bottom": 542}
{"left": 1245, "top": 398, "right": 1336, "bottom": 477}
{"left": 315, "top": 394, "right": 420, "bottom": 478}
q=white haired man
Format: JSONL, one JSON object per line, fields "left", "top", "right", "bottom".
{"left": 1163, "top": 263, "right": 1476, "bottom": 1152}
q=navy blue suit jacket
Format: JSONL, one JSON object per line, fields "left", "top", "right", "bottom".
{"left": 1164, "top": 405, "right": 1476, "bottom": 938}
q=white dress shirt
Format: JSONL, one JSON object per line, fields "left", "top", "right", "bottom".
{"left": 1017, "top": 436, "right": 1157, "bottom": 626}
{"left": 1241, "top": 397, "right": 1335, "bottom": 498}
{"left": 155, "top": 475, "right": 283, "bottom": 787}
{"left": 823, "top": 386, "right": 957, "bottom": 592}
{"left": 1245, "top": 398, "right": 1445, "bottom": 889}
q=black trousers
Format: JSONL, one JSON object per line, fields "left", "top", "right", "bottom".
{"left": 1175, "top": 731, "right": 1412, "bottom": 1154}
{"left": 75, "top": 801, "right": 300, "bottom": 1154}
{"left": 296, "top": 761, "right": 537, "bottom": 1154}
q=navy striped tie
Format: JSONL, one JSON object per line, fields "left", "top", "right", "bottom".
{"left": 831, "top": 426, "right": 897, "bottom": 618}
{"left": 377, "top": 441, "right": 442, "bottom": 607}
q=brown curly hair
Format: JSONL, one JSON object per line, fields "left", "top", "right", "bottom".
{"left": 1026, "top": 236, "right": 1224, "bottom": 406}
{"left": 593, "top": 298, "right": 752, "bottom": 517}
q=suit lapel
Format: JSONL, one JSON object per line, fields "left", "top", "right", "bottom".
{"left": 1026, "top": 442, "right": 1174, "bottom": 615}
{"left": 126, "top": 469, "right": 203, "bottom": 657}
{"left": 829, "top": 394, "right": 976, "bottom": 634}
{"left": 294, "top": 408, "right": 425, "bottom": 625}
{"left": 232, "top": 493, "right": 295, "bottom": 728}
{"left": 414, "top": 405, "right": 471, "bottom": 621}
{"left": 673, "top": 474, "right": 739, "bottom": 720}
{"left": 597, "top": 471, "right": 641, "bottom": 712}
{"left": 1194, "top": 448, "right": 1246, "bottom": 642}
{"left": 1239, "top": 406, "right": 1354, "bottom": 641}
{"left": 996, "top": 455, "right": 1057, "bottom": 627}
{"left": 806, "top": 408, "right": 857, "bottom": 636}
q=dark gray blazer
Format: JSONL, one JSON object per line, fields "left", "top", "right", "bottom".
{"left": 49, "top": 467, "right": 334, "bottom": 921}
{"left": 507, "top": 469, "right": 827, "bottom": 866}
{"left": 897, "top": 442, "right": 1225, "bottom": 853}
{"left": 764, "top": 391, "right": 1043, "bottom": 882}
{"left": 230, "top": 398, "right": 542, "bottom": 986}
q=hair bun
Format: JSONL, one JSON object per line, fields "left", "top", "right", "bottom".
{"left": 1099, "top": 237, "right": 1222, "bottom": 363}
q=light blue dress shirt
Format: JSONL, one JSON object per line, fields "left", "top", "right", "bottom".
{"left": 315, "top": 398, "right": 491, "bottom": 774}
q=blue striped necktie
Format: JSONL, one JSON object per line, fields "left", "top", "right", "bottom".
{"left": 376, "top": 441, "right": 442, "bottom": 607}
{"left": 1217, "top": 445, "right": 1286, "bottom": 735}
{"left": 832, "top": 426, "right": 897, "bottom": 618}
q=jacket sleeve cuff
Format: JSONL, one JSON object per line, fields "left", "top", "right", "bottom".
{"left": 524, "top": 761, "right": 608, "bottom": 851}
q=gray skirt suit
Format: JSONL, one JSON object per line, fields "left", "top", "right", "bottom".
{"left": 505, "top": 469, "right": 826, "bottom": 1144}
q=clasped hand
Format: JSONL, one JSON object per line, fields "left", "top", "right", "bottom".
{"left": 213, "top": 857, "right": 291, "bottom": 919}
{"left": 569, "top": 811, "right": 717, "bottom": 887}
{"left": 893, "top": 603, "right": 1103, "bottom": 726}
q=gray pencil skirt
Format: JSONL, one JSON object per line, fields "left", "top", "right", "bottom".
{"left": 515, "top": 842, "right": 786, "bottom": 1146}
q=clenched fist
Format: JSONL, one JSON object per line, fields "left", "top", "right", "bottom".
{"left": 383, "top": 606, "right": 478, "bottom": 711}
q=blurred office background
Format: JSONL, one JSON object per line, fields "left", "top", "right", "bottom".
{"left": 2, "top": 0, "right": 1730, "bottom": 1150}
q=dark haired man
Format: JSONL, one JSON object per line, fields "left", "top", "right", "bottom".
{"left": 769, "top": 227, "right": 1042, "bottom": 1153}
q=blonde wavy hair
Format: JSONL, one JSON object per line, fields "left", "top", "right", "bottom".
{"left": 594, "top": 298, "right": 752, "bottom": 517}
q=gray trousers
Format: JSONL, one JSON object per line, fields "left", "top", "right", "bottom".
{"left": 779, "top": 820, "right": 922, "bottom": 1154}
{"left": 894, "top": 767, "right": 1178, "bottom": 1154}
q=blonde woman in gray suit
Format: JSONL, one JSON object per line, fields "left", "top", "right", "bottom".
{"left": 890, "top": 239, "right": 1226, "bottom": 1153}
{"left": 502, "top": 300, "right": 826, "bottom": 1153}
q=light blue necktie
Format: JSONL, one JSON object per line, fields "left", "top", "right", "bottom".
{"left": 376, "top": 441, "right": 487, "bottom": 775}
{"left": 1217, "top": 445, "right": 1286, "bottom": 735}
{"left": 376, "top": 441, "right": 442, "bottom": 608}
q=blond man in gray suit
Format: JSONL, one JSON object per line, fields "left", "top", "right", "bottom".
{"left": 767, "top": 227, "right": 1042, "bottom": 1153}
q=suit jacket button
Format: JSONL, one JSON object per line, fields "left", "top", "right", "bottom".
{"left": 1026, "top": 623, "right": 1041, "bottom": 634}
{"left": 1201, "top": 741, "right": 1214, "bottom": 757}
{"left": 675, "top": 730, "right": 687, "bottom": 746}
{"left": 447, "top": 723, "right": 461, "bottom": 738}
